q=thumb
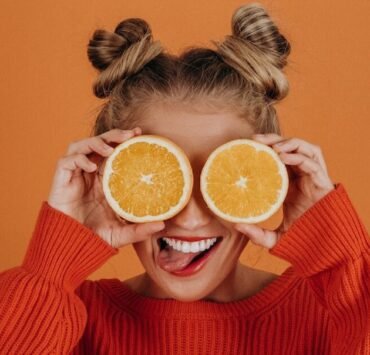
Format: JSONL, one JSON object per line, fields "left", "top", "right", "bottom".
{"left": 112, "top": 221, "right": 165, "bottom": 248}
{"left": 234, "top": 223, "right": 280, "bottom": 249}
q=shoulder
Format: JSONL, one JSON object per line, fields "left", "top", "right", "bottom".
{"left": 75, "top": 279, "right": 114, "bottom": 303}
{"left": 75, "top": 279, "right": 99, "bottom": 301}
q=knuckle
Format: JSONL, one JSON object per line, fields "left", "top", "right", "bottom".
{"left": 119, "top": 128, "right": 135, "bottom": 135}
{"left": 101, "top": 128, "right": 132, "bottom": 139}
{"left": 111, "top": 128, "right": 127, "bottom": 135}
{"left": 71, "top": 153, "right": 85, "bottom": 163}
{"left": 56, "top": 155, "right": 72, "bottom": 169}
{"left": 267, "top": 133, "right": 282, "bottom": 139}
{"left": 310, "top": 144, "right": 321, "bottom": 155}
{"left": 66, "top": 141, "right": 77, "bottom": 154}
{"left": 93, "top": 136, "right": 106, "bottom": 148}
{"left": 281, "top": 137, "right": 292, "bottom": 144}
{"left": 286, "top": 138, "right": 300, "bottom": 147}
{"left": 312, "top": 162, "right": 321, "bottom": 173}
{"left": 56, "top": 158, "right": 65, "bottom": 168}
{"left": 76, "top": 153, "right": 87, "bottom": 161}
{"left": 94, "top": 137, "right": 114, "bottom": 153}
{"left": 289, "top": 137, "right": 298, "bottom": 144}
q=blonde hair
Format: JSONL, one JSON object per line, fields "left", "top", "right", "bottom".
{"left": 87, "top": 3, "right": 291, "bottom": 136}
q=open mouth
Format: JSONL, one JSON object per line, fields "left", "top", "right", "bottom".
{"left": 156, "top": 236, "right": 223, "bottom": 276}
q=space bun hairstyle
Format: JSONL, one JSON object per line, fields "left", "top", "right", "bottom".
{"left": 88, "top": 18, "right": 163, "bottom": 99}
{"left": 213, "top": 2, "right": 291, "bottom": 102}
{"left": 88, "top": 3, "right": 291, "bottom": 136}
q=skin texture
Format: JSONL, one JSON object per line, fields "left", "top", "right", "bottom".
{"left": 48, "top": 128, "right": 167, "bottom": 248}
{"left": 236, "top": 133, "right": 335, "bottom": 248}
{"left": 47, "top": 101, "right": 335, "bottom": 303}
{"left": 124, "top": 103, "right": 335, "bottom": 302}
{"left": 127, "top": 104, "right": 260, "bottom": 302}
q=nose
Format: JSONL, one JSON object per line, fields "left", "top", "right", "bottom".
{"left": 169, "top": 155, "right": 213, "bottom": 231}
{"left": 170, "top": 194, "right": 212, "bottom": 231}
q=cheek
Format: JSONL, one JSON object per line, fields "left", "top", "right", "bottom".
{"left": 215, "top": 217, "right": 236, "bottom": 233}
{"left": 218, "top": 233, "right": 249, "bottom": 268}
{"left": 132, "top": 241, "right": 153, "bottom": 268}
{"left": 218, "top": 217, "right": 249, "bottom": 249}
{"left": 215, "top": 217, "right": 248, "bottom": 248}
{"left": 233, "top": 238, "right": 248, "bottom": 257}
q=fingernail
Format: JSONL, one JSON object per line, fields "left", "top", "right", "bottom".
{"left": 120, "top": 130, "right": 134, "bottom": 136}
{"left": 235, "top": 223, "right": 252, "bottom": 232}
{"left": 104, "top": 146, "right": 114, "bottom": 153}
{"left": 152, "top": 221, "right": 165, "bottom": 230}
{"left": 89, "top": 163, "right": 98, "bottom": 171}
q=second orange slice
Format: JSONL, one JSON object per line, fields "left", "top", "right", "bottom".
{"left": 200, "top": 139, "right": 289, "bottom": 223}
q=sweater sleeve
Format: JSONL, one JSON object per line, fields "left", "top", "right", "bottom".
{"left": 0, "top": 202, "right": 118, "bottom": 354}
{"left": 269, "top": 183, "right": 370, "bottom": 355}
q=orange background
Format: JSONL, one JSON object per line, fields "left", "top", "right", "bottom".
{"left": 1, "top": 0, "right": 369, "bottom": 280}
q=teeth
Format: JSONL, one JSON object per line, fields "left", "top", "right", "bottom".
{"left": 182, "top": 242, "right": 190, "bottom": 253}
{"left": 190, "top": 243, "right": 199, "bottom": 253}
{"left": 176, "top": 240, "right": 181, "bottom": 250}
{"left": 200, "top": 240, "right": 206, "bottom": 250}
{"left": 162, "top": 237, "right": 218, "bottom": 254}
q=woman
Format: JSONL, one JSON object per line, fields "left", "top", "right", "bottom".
{"left": 0, "top": 3, "right": 369, "bottom": 354}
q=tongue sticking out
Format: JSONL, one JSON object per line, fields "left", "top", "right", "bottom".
{"left": 156, "top": 245, "right": 204, "bottom": 272}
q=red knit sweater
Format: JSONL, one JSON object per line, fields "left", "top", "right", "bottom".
{"left": 0, "top": 183, "right": 369, "bottom": 354}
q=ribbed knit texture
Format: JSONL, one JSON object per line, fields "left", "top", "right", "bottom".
{"left": 0, "top": 183, "right": 369, "bottom": 354}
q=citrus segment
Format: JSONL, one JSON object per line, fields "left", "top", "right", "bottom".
{"left": 200, "top": 139, "right": 289, "bottom": 223}
{"left": 103, "top": 135, "right": 193, "bottom": 223}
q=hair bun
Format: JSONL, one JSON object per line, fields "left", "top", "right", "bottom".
{"left": 88, "top": 18, "right": 153, "bottom": 71}
{"left": 212, "top": 3, "right": 291, "bottom": 103}
{"left": 87, "top": 18, "right": 162, "bottom": 98}
{"left": 232, "top": 3, "right": 290, "bottom": 68}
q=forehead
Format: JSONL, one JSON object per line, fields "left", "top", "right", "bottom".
{"left": 137, "top": 104, "right": 254, "bottom": 165}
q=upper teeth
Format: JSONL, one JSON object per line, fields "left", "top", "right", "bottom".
{"left": 162, "top": 237, "right": 218, "bottom": 254}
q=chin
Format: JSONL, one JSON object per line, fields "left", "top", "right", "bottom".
{"left": 132, "top": 229, "right": 248, "bottom": 302}
{"left": 167, "top": 291, "right": 206, "bottom": 302}
{"left": 161, "top": 281, "right": 221, "bottom": 302}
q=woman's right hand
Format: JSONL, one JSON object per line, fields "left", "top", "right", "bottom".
{"left": 47, "top": 128, "right": 165, "bottom": 248}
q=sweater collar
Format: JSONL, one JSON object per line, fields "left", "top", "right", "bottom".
{"left": 97, "top": 266, "right": 301, "bottom": 319}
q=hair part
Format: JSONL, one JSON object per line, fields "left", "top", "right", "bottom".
{"left": 87, "top": 3, "right": 291, "bottom": 136}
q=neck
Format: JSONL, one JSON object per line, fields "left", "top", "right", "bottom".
{"left": 125, "top": 263, "right": 266, "bottom": 303}
{"left": 204, "top": 262, "right": 247, "bottom": 302}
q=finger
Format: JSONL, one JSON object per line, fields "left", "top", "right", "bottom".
{"left": 66, "top": 129, "right": 136, "bottom": 156}
{"left": 54, "top": 154, "right": 97, "bottom": 186}
{"left": 67, "top": 138, "right": 115, "bottom": 157}
{"left": 111, "top": 221, "right": 165, "bottom": 248}
{"left": 100, "top": 127, "right": 142, "bottom": 143}
{"left": 234, "top": 223, "right": 280, "bottom": 249}
{"left": 272, "top": 138, "right": 316, "bottom": 158}
{"left": 132, "top": 127, "right": 142, "bottom": 135}
{"left": 281, "top": 152, "right": 335, "bottom": 193}
{"left": 278, "top": 152, "right": 331, "bottom": 185}
{"left": 279, "top": 152, "right": 319, "bottom": 173}
{"left": 252, "top": 133, "right": 285, "bottom": 145}
{"left": 272, "top": 138, "right": 329, "bottom": 174}
{"left": 95, "top": 127, "right": 143, "bottom": 175}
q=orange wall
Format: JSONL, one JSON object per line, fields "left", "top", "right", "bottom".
{"left": 1, "top": 0, "right": 369, "bottom": 280}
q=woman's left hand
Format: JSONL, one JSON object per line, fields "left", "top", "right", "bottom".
{"left": 234, "top": 133, "right": 336, "bottom": 249}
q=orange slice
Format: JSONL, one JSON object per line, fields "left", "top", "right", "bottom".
{"left": 102, "top": 135, "right": 193, "bottom": 223}
{"left": 200, "top": 139, "right": 289, "bottom": 223}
